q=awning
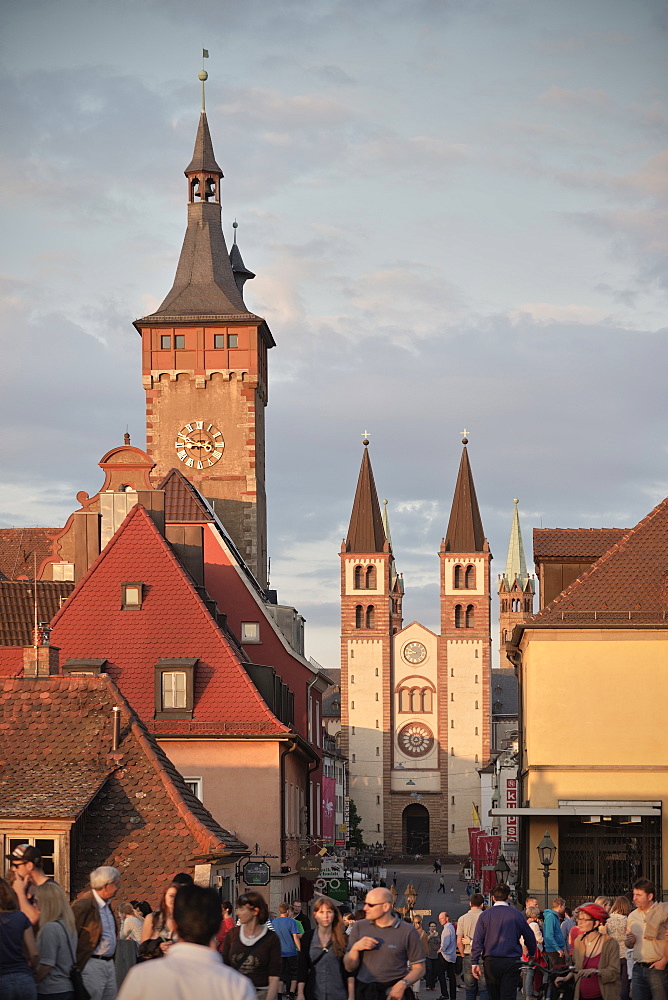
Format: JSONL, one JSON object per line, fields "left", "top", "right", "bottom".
{"left": 491, "top": 800, "right": 660, "bottom": 818}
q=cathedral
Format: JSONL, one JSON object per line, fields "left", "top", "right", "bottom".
{"left": 340, "top": 437, "right": 495, "bottom": 856}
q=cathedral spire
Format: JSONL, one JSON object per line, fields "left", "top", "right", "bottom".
{"left": 504, "top": 499, "right": 529, "bottom": 589}
{"left": 345, "top": 443, "right": 387, "bottom": 553}
{"left": 443, "top": 438, "right": 486, "bottom": 552}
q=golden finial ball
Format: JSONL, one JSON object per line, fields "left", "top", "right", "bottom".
{"left": 198, "top": 70, "right": 208, "bottom": 82}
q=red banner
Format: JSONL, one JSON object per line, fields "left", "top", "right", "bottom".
{"left": 321, "top": 776, "right": 336, "bottom": 843}
{"left": 469, "top": 828, "right": 486, "bottom": 878}
{"left": 480, "top": 835, "right": 501, "bottom": 867}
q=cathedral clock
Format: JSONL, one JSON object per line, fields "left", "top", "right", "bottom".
{"left": 403, "top": 641, "right": 427, "bottom": 664}
{"left": 175, "top": 421, "right": 224, "bottom": 469}
{"left": 398, "top": 722, "right": 434, "bottom": 758}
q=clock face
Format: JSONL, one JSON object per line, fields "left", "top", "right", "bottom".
{"left": 403, "top": 641, "right": 427, "bottom": 664}
{"left": 398, "top": 722, "right": 434, "bottom": 758}
{"left": 175, "top": 421, "right": 224, "bottom": 469}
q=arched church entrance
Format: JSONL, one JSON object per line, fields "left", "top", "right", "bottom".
{"left": 403, "top": 804, "right": 430, "bottom": 854}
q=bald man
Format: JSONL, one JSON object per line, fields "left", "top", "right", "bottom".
{"left": 345, "top": 888, "right": 426, "bottom": 1000}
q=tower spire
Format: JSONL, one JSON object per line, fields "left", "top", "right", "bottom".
{"left": 443, "top": 439, "right": 486, "bottom": 552}
{"left": 345, "top": 442, "right": 387, "bottom": 553}
{"left": 504, "top": 498, "right": 529, "bottom": 588}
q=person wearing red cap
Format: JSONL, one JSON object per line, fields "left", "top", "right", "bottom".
{"left": 556, "top": 904, "right": 619, "bottom": 1000}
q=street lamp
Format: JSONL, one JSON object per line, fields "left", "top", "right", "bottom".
{"left": 536, "top": 830, "right": 557, "bottom": 909}
{"left": 494, "top": 853, "right": 510, "bottom": 885}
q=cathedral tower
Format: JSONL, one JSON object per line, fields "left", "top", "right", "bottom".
{"left": 498, "top": 499, "right": 535, "bottom": 652}
{"left": 340, "top": 442, "right": 394, "bottom": 844}
{"left": 134, "top": 87, "right": 273, "bottom": 588}
{"left": 439, "top": 439, "right": 492, "bottom": 853}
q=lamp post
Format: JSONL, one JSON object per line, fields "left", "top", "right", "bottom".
{"left": 536, "top": 830, "right": 557, "bottom": 909}
{"left": 494, "top": 853, "right": 510, "bottom": 886}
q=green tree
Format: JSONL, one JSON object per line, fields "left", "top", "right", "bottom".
{"left": 347, "top": 798, "right": 365, "bottom": 849}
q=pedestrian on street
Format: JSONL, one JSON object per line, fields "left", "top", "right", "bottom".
{"left": 222, "top": 891, "right": 281, "bottom": 1000}
{"left": 625, "top": 878, "right": 668, "bottom": 1000}
{"left": 297, "top": 897, "right": 349, "bottom": 1000}
{"left": 6, "top": 844, "right": 55, "bottom": 927}
{"left": 555, "top": 904, "right": 619, "bottom": 1000}
{"left": 33, "top": 881, "right": 79, "bottom": 998}
{"left": 139, "top": 882, "right": 179, "bottom": 960}
{"left": 426, "top": 922, "right": 443, "bottom": 993}
{"left": 293, "top": 902, "right": 311, "bottom": 932}
{"left": 605, "top": 897, "right": 631, "bottom": 1000}
{"left": 215, "top": 899, "right": 236, "bottom": 954}
{"left": 71, "top": 865, "right": 121, "bottom": 1000}
{"left": 273, "top": 901, "right": 302, "bottom": 998}
{"left": 438, "top": 878, "right": 446, "bottom": 894}
{"left": 434, "top": 861, "right": 442, "bottom": 874}
{"left": 438, "top": 912, "right": 457, "bottom": 1000}
{"left": 457, "top": 894, "right": 489, "bottom": 1000}
{"left": 344, "top": 887, "right": 425, "bottom": 1000}
{"left": 542, "top": 898, "right": 566, "bottom": 968}
{"left": 470, "top": 884, "right": 537, "bottom": 1000}
{"left": 117, "top": 885, "right": 254, "bottom": 1000}
{"left": 0, "top": 876, "right": 38, "bottom": 999}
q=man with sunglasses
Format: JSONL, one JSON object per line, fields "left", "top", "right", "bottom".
{"left": 345, "top": 887, "right": 426, "bottom": 1000}
{"left": 6, "top": 844, "right": 53, "bottom": 925}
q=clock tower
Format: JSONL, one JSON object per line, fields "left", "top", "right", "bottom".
{"left": 134, "top": 91, "right": 274, "bottom": 588}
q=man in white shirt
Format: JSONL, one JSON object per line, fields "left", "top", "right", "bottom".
{"left": 625, "top": 878, "right": 668, "bottom": 1000}
{"left": 118, "top": 884, "right": 255, "bottom": 1000}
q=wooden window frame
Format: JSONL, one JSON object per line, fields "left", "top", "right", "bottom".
{"left": 154, "top": 658, "right": 197, "bottom": 720}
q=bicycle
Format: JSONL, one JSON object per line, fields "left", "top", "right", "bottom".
{"left": 521, "top": 959, "right": 575, "bottom": 1000}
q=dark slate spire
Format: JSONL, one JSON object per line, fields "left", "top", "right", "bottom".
{"left": 345, "top": 444, "right": 387, "bottom": 553}
{"left": 230, "top": 222, "right": 256, "bottom": 298}
{"left": 185, "top": 111, "right": 223, "bottom": 176}
{"left": 444, "top": 441, "right": 486, "bottom": 552}
{"left": 137, "top": 112, "right": 260, "bottom": 323}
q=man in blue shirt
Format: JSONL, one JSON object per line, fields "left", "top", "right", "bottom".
{"left": 471, "top": 884, "right": 536, "bottom": 1000}
{"left": 542, "top": 898, "right": 566, "bottom": 967}
{"left": 272, "top": 902, "right": 301, "bottom": 999}
{"left": 438, "top": 912, "right": 457, "bottom": 1000}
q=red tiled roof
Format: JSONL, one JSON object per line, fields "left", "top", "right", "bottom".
{"left": 0, "top": 581, "right": 74, "bottom": 645}
{"left": 531, "top": 497, "right": 668, "bottom": 624}
{"left": 0, "top": 674, "right": 247, "bottom": 898}
{"left": 0, "top": 528, "right": 59, "bottom": 580}
{"left": 533, "top": 527, "right": 627, "bottom": 561}
{"left": 158, "top": 468, "right": 213, "bottom": 523}
{"left": 0, "top": 647, "right": 24, "bottom": 676}
{"left": 50, "top": 504, "right": 287, "bottom": 734}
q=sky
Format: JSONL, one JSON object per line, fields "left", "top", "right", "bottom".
{"left": 1, "top": 0, "right": 666, "bottom": 669}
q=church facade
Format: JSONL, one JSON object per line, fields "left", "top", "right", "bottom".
{"left": 341, "top": 439, "right": 492, "bottom": 855}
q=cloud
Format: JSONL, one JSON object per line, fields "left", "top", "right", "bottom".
{"left": 510, "top": 303, "right": 610, "bottom": 325}
{"left": 538, "top": 85, "right": 613, "bottom": 110}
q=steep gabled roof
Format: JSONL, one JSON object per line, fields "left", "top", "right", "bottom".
{"left": 50, "top": 504, "right": 288, "bottom": 735}
{"left": 533, "top": 527, "right": 627, "bottom": 561}
{"left": 158, "top": 468, "right": 213, "bottom": 523}
{"left": 184, "top": 111, "right": 223, "bottom": 175}
{"left": 345, "top": 446, "right": 387, "bottom": 554}
{"left": 529, "top": 496, "right": 668, "bottom": 625}
{"left": 0, "top": 528, "right": 59, "bottom": 581}
{"left": 0, "top": 581, "right": 74, "bottom": 645}
{"left": 444, "top": 444, "right": 486, "bottom": 553}
{"left": 0, "top": 674, "right": 247, "bottom": 897}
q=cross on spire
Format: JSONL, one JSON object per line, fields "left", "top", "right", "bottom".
{"left": 362, "top": 429, "right": 371, "bottom": 446}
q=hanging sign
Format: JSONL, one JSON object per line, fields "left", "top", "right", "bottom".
{"left": 242, "top": 861, "right": 270, "bottom": 886}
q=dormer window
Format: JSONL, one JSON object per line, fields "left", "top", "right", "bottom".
{"left": 121, "top": 582, "right": 143, "bottom": 610}
{"left": 154, "top": 658, "right": 197, "bottom": 720}
{"left": 241, "top": 622, "right": 260, "bottom": 643}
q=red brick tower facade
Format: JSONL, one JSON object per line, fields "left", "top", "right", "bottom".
{"left": 134, "top": 104, "right": 273, "bottom": 588}
{"left": 340, "top": 443, "right": 395, "bottom": 845}
{"left": 439, "top": 440, "right": 492, "bottom": 853}
{"left": 498, "top": 499, "right": 535, "bottom": 653}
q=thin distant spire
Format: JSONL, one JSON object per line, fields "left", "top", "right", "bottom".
{"left": 382, "top": 498, "right": 392, "bottom": 547}
{"left": 504, "top": 499, "right": 529, "bottom": 588}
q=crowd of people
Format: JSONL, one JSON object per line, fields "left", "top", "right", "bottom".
{"left": 2, "top": 845, "right": 667, "bottom": 1000}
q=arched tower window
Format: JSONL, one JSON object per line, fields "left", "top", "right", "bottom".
{"left": 454, "top": 605, "right": 462, "bottom": 628}
{"left": 354, "top": 566, "right": 363, "bottom": 589}
{"left": 366, "top": 605, "right": 375, "bottom": 629}
{"left": 355, "top": 605, "right": 363, "bottom": 628}
{"left": 465, "top": 565, "right": 476, "bottom": 588}
{"left": 465, "top": 604, "right": 475, "bottom": 628}
{"left": 366, "top": 565, "right": 376, "bottom": 589}
{"left": 410, "top": 687, "right": 421, "bottom": 713}
{"left": 421, "top": 688, "right": 433, "bottom": 713}
{"left": 454, "top": 565, "right": 463, "bottom": 589}
{"left": 399, "top": 688, "right": 411, "bottom": 712}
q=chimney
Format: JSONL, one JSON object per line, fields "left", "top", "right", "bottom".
{"left": 112, "top": 706, "right": 121, "bottom": 751}
{"left": 23, "top": 643, "right": 60, "bottom": 677}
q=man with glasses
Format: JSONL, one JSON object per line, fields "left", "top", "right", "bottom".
{"left": 6, "top": 844, "right": 53, "bottom": 925}
{"left": 345, "top": 887, "right": 426, "bottom": 1000}
{"left": 71, "top": 866, "right": 121, "bottom": 1000}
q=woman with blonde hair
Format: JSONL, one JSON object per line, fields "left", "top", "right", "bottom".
{"left": 33, "top": 880, "right": 78, "bottom": 999}
{"left": 297, "top": 897, "right": 349, "bottom": 1000}
{"left": 605, "top": 897, "right": 631, "bottom": 1000}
